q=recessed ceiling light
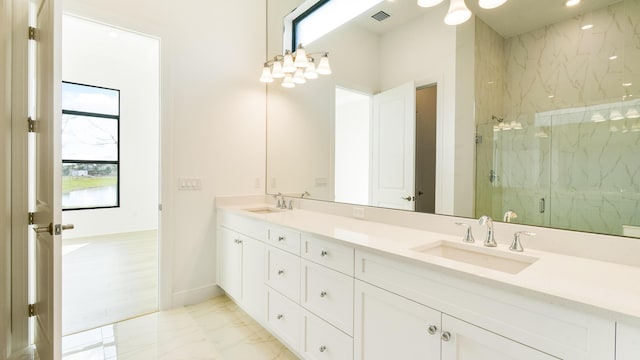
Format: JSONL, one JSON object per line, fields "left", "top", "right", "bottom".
{"left": 609, "top": 55, "right": 618, "bottom": 60}
{"left": 581, "top": 24, "right": 593, "bottom": 30}
{"left": 566, "top": 0, "right": 580, "bottom": 6}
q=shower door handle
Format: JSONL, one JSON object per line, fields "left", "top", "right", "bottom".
{"left": 539, "top": 198, "right": 545, "bottom": 213}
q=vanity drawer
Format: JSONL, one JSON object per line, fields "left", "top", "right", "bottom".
{"left": 267, "top": 288, "right": 301, "bottom": 353}
{"left": 302, "top": 234, "right": 354, "bottom": 276}
{"left": 218, "top": 211, "right": 268, "bottom": 241}
{"left": 266, "top": 246, "right": 301, "bottom": 302}
{"left": 269, "top": 225, "right": 301, "bottom": 255}
{"left": 302, "top": 259, "right": 354, "bottom": 335}
{"left": 301, "top": 309, "right": 353, "bottom": 360}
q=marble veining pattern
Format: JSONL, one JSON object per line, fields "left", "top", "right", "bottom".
{"left": 475, "top": 0, "right": 640, "bottom": 236}
{"left": 61, "top": 296, "right": 298, "bottom": 360}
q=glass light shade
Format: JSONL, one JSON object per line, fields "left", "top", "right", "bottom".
{"left": 610, "top": 110, "right": 624, "bottom": 121}
{"left": 444, "top": 0, "right": 472, "bottom": 25}
{"left": 259, "top": 66, "right": 274, "bottom": 83}
{"left": 625, "top": 108, "right": 640, "bottom": 119}
{"left": 565, "top": 0, "right": 580, "bottom": 6}
{"left": 590, "top": 112, "right": 606, "bottom": 122}
{"left": 304, "top": 62, "right": 319, "bottom": 79}
{"left": 281, "top": 74, "right": 295, "bottom": 88}
{"left": 271, "top": 61, "right": 285, "bottom": 78}
{"left": 316, "top": 54, "right": 332, "bottom": 75}
{"left": 417, "top": 0, "right": 444, "bottom": 7}
{"left": 282, "top": 51, "right": 296, "bottom": 73}
{"left": 293, "top": 68, "right": 306, "bottom": 84}
{"left": 479, "top": 0, "right": 507, "bottom": 9}
{"left": 293, "top": 46, "right": 309, "bottom": 68}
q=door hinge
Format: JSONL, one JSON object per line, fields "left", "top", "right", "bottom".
{"left": 28, "top": 26, "right": 37, "bottom": 40}
{"left": 28, "top": 212, "right": 35, "bottom": 225}
{"left": 475, "top": 135, "right": 483, "bottom": 144}
{"left": 28, "top": 303, "right": 35, "bottom": 317}
{"left": 28, "top": 117, "right": 36, "bottom": 133}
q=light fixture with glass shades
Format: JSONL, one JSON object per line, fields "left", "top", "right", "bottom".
{"left": 418, "top": 0, "right": 509, "bottom": 25}
{"left": 260, "top": 44, "right": 331, "bottom": 88}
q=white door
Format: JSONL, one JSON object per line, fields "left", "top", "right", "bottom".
{"left": 31, "top": 0, "right": 63, "bottom": 358}
{"left": 371, "top": 81, "right": 416, "bottom": 210}
{"left": 441, "top": 315, "right": 558, "bottom": 360}
{"left": 354, "top": 280, "right": 440, "bottom": 360}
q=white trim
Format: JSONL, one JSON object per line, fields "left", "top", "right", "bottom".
{"left": 171, "top": 284, "right": 222, "bottom": 308}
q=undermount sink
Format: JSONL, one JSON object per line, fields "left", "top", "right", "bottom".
{"left": 411, "top": 240, "right": 538, "bottom": 274}
{"left": 243, "top": 207, "right": 284, "bottom": 214}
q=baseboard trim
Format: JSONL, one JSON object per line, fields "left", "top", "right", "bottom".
{"left": 171, "top": 284, "right": 222, "bottom": 307}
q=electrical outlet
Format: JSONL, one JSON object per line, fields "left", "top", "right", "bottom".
{"left": 352, "top": 207, "right": 365, "bottom": 219}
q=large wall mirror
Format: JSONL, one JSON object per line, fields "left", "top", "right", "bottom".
{"left": 266, "top": 0, "right": 640, "bottom": 238}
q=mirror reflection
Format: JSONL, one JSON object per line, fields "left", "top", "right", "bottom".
{"left": 266, "top": 0, "right": 640, "bottom": 238}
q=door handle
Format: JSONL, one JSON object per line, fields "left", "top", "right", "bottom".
{"left": 401, "top": 195, "right": 415, "bottom": 201}
{"left": 33, "top": 223, "right": 74, "bottom": 235}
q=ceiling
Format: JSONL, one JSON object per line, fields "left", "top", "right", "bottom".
{"left": 352, "top": 0, "right": 623, "bottom": 38}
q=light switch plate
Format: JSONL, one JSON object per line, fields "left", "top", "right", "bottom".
{"left": 179, "top": 177, "right": 201, "bottom": 190}
{"left": 352, "top": 207, "right": 365, "bottom": 219}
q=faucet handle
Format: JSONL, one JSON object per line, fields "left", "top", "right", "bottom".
{"left": 455, "top": 222, "right": 475, "bottom": 243}
{"left": 510, "top": 231, "right": 535, "bottom": 252}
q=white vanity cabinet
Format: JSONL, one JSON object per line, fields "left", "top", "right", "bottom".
{"left": 217, "top": 212, "right": 267, "bottom": 322}
{"left": 616, "top": 322, "right": 640, "bottom": 360}
{"left": 354, "top": 249, "right": 615, "bottom": 360}
{"left": 354, "top": 280, "right": 556, "bottom": 360}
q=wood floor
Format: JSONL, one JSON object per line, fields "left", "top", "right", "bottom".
{"left": 62, "top": 230, "right": 158, "bottom": 335}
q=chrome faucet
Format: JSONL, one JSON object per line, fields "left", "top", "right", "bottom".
{"left": 455, "top": 222, "right": 475, "bottom": 243}
{"left": 478, "top": 215, "right": 497, "bottom": 247}
{"left": 510, "top": 231, "right": 535, "bottom": 252}
{"left": 503, "top": 210, "right": 518, "bottom": 223}
{"left": 273, "top": 192, "right": 285, "bottom": 209}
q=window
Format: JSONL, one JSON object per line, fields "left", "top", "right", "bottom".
{"left": 288, "top": 0, "right": 383, "bottom": 50}
{"left": 61, "top": 81, "right": 120, "bottom": 210}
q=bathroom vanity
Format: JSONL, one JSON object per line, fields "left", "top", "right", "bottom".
{"left": 216, "top": 199, "right": 640, "bottom": 360}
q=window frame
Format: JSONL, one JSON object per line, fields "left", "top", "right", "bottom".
{"left": 291, "top": 0, "right": 331, "bottom": 51}
{"left": 61, "top": 81, "right": 121, "bottom": 211}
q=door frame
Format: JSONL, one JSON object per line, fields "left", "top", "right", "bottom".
{"left": 8, "top": 0, "right": 32, "bottom": 356}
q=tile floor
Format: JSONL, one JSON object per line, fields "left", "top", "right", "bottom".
{"left": 61, "top": 295, "right": 298, "bottom": 359}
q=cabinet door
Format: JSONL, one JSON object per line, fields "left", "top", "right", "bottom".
{"left": 354, "top": 280, "right": 440, "bottom": 360}
{"left": 616, "top": 322, "right": 640, "bottom": 360}
{"left": 240, "top": 235, "right": 265, "bottom": 322}
{"left": 218, "top": 226, "right": 243, "bottom": 300}
{"left": 441, "top": 314, "right": 558, "bottom": 360}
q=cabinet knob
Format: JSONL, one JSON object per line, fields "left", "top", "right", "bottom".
{"left": 441, "top": 331, "right": 451, "bottom": 342}
{"left": 278, "top": 236, "right": 285, "bottom": 242}
{"left": 276, "top": 314, "right": 283, "bottom": 320}
{"left": 320, "top": 291, "right": 327, "bottom": 298}
{"left": 427, "top": 325, "right": 438, "bottom": 335}
{"left": 320, "top": 250, "right": 328, "bottom": 257}
{"left": 277, "top": 269, "right": 285, "bottom": 275}
{"left": 319, "top": 345, "right": 327, "bottom": 352}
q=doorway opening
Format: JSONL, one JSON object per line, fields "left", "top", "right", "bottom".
{"left": 59, "top": 14, "right": 160, "bottom": 336}
{"left": 415, "top": 84, "right": 437, "bottom": 214}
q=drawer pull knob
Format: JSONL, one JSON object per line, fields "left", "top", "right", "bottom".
{"left": 441, "top": 331, "right": 451, "bottom": 342}
{"left": 320, "top": 291, "right": 327, "bottom": 298}
{"left": 427, "top": 325, "right": 438, "bottom": 335}
{"left": 320, "top": 250, "right": 328, "bottom": 257}
{"left": 319, "top": 345, "right": 327, "bottom": 352}
{"left": 278, "top": 270, "right": 285, "bottom": 275}
{"left": 276, "top": 314, "right": 283, "bottom": 320}
{"left": 278, "top": 236, "right": 285, "bottom": 242}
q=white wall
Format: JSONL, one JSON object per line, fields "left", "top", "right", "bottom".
{"left": 62, "top": 0, "right": 267, "bottom": 307}
{"left": 61, "top": 14, "right": 159, "bottom": 239}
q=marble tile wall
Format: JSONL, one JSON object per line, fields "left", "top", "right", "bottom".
{"left": 475, "top": 0, "right": 640, "bottom": 236}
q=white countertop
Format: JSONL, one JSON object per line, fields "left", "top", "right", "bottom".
{"left": 218, "top": 203, "right": 640, "bottom": 325}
